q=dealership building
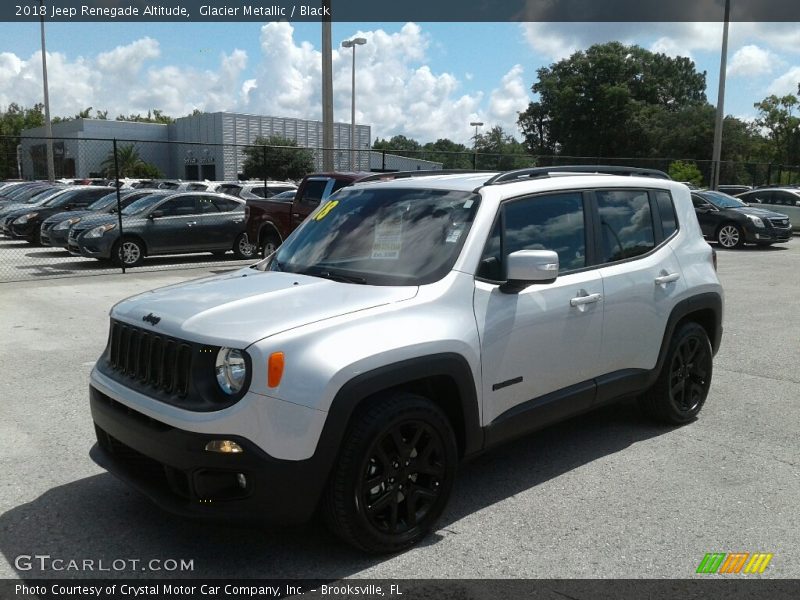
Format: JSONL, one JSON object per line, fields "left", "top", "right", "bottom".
{"left": 19, "top": 112, "right": 441, "bottom": 180}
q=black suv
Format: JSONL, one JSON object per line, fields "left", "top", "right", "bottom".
{"left": 691, "top": 190, "right": 792, "bottom": 248}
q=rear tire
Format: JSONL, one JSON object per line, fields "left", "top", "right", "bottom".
{"left": 233, "top": 233, "right": 256, "bottom": 259}
{"left": 260, "top": 231, "right": 281, "bottom": 258}
{"left": 112, "top": 237, "right": 145, "bottom": 267}
{"left": 322, "top": 393, "right": 457, "bottom": 554}
{"left": 640, "top": 322, "right": 713, "bottom": 425}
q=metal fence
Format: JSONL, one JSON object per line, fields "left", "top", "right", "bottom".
{"left": 1, "top": 134, "right": 799, "bottom": 283}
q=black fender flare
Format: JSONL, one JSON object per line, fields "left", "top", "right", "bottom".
{"left": 312, "top": 353, "right": 483, "bottom": 468}
{"left": 257, "top": 222, "right": 283, "bottom": 247}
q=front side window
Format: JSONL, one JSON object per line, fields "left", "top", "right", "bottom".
{"left": 504, "top": 192, "right": 587, "bottom": 273}
{"left": 262, "top": 187, "right": 480, "bottom": 286}
{"left": 596, "top": 190, "right": 655, "bottom": 262}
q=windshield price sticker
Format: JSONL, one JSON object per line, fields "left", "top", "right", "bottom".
{"left": 372, "top": 220, "right": 403, "bottom": 259}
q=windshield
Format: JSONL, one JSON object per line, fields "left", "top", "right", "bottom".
{"left": 701, "top": 191, "right": 746, "bottom": 209}
{"left": 121, "top": 193, "right": 167, "bottom": 215}
{"left": 261, "top": 187, "right": 480, "bottom": 286}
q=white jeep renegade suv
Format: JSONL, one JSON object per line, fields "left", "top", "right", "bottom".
{"left": 89, "top": 166, "right": 723, "bottom": 553}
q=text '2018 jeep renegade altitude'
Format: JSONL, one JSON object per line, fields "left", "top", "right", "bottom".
{"left": 89, "top": 168, "right": 723, "bottom": 553}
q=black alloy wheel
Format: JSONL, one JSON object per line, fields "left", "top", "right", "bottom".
{"left": 640, "top": 322, "right": 713, "bottom": 424}
{"left": 323, "top": 393, "right": 457, "bottom": 553}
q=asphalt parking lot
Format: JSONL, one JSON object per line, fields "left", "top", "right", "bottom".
{"left": 0, "top": 237, "right": 798, "bottom": 579}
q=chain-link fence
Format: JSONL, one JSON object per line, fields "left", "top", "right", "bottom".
{"left": 2, "top": 134, "right": 798, "bottom": 283}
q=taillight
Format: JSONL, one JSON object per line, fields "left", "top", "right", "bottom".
{"left": 711, "top": 247, "right": 717, "bottom": 271}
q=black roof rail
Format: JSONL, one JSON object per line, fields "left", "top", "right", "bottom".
{"left": 483, "top": 165, "right": 671, "bottom": 186}
{"left": 356, "top": 169, "right": 494, "bottom": 183}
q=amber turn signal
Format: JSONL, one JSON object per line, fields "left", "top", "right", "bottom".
{"left": 268, "top": 352, "right": 285, "bottom": 388}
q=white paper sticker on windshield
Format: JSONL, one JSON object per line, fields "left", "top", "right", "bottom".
{"left": 463, "top": 199, "right": 474, "bottom": 209}
{"left": 372, "top": 220, "right": 403, "bottom": 259}
{"left": 445, "top": 226, "right": 463, "bottom": 244}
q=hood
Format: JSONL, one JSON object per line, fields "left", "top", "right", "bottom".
{"left": 730, "top": 206, "right": 789, "bottom": 219}
{"left": 42, "top": 209, "right": 94, "bottom": 225}
{"left": 71, "top": 213, "right": 122, "bottom": 231}
{"left": 111, "top": 268, "right": 419, "bottom": 347}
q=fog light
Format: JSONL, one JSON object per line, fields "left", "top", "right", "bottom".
{"left": 204, "top": 440, "right": 244, "bottom": 454}
{"left": 236, "top": 473, "right": 247, "bottom": 489}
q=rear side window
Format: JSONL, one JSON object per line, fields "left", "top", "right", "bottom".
{"left": 211, "top": 197, "right": 241, "bottom": 212}
{"left": 596, "top": 190, "right": 655, "bottom": 263}
{"left": 217, "top": 185, "right": 242, "bottom": 197}
{"left": 301, "top": 179, "right": 333, "bottom": 205}
{"left": 159, "top": 197, "right": 197, "bottom": 216}
{"left": 655, "top": 191, "right": 678, "bottom": 238}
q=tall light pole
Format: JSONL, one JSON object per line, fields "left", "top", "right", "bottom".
{"left": 710, "top": 0, "right": 731, "bottom": 190}
{"left": 470, "top": 121, "right": 483, "bottom": 170}
{"left": 342, "top": 37, "right": 367, "bottom": 171}
{"left": 321, "top": 0, "right": 334, "bottom": 171}
{"left": 38, "top": 0, "right": 55, "bottom": 181}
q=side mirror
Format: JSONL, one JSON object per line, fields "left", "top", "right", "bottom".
{"left": 149, "top": 210, "right": 164, "bottom": 219}
{"left": 500, "top": 250, "right": 559, "bottom": 293}
{"left": 695, "top": 204, "right": 712, "bottom": 213}
{"left": 795, "top": 200, "right": 800, "bottom": 207}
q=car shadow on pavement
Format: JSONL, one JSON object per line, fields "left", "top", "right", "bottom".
{"left": 0, "top": 401, "right": 672, "bottom": 579}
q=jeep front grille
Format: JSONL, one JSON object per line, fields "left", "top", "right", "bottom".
{"left": 108, "top": 321, "right": 192, "bottom": 397}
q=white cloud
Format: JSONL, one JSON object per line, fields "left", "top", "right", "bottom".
{"left": 728, "top": 45, "right": 776, "bottom": 77}
{"left": 0, "top": 23, "right": 532, "bottom": 144}
{"left": 767, "top": 66, "right": 800, "bottom": 96}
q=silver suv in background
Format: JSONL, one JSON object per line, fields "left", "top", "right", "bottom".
{"left": 88, "top": 166, "right": 723, "bottom": 553}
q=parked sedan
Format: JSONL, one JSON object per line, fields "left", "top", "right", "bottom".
{"left": 8, "top": 186, "right": 115, "bottom": 244}
{"left": 40, "top": 189, "right": 155, "bottom": 248}
{"left": 737, "top": 187, "right": 800, "bottom": 232}
{"left": 0, "top": 188, "right": 73, "bottom": 235}
{"left": 216, "top": 181, "right": 297, "bottom": 200}
{"left": 691, "top": 190, "right": 792, "bottom": 248}
{"left": 68, "top": 191, "right": 256, "bottom": 267}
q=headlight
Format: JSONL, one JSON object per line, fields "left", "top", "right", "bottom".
{"left": 14, "top": 212, "right": 38, "bottom": 224}
{"left": 54, "top": 217, "right": 81, "bottom": 231}
{"left": 746, "top": 215, "right": 765, "bottom": 228}
{"left": 215, "top": 348, "right": 248, "bottom": 395}
{"left": 85, "top": 223, "right": 116, "bottom": 238}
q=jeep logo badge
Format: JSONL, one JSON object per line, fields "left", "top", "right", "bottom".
{"left": 142, "top": 313, "right": 161, "bottom": 326}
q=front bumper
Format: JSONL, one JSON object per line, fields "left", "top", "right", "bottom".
{"left": 742, "top": 222, "right": 792, "bottom": 244}
{"left": 68, "top": 233, "right": 114, "bottom": 258}
{"left": 89, "top": 386, "right": 327, "bottom": 524}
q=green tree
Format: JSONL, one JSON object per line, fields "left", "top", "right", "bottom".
{"left": 754, "top": 93, "right": 800, "bottom": 166}
{"left": 242, "top": 135, "right": 315, "bottom": 181}
{"left": 100, "top": 143, "right": 162, "bottom": 178}
{"left": 518, "top": 42, "right": 708, "bottom": 158}
{"left": 116, "top": 109, "right": 175, "bottom": 124}
{"left": 668, "top": 160, "right": 703, "bottom": 185}
{"left": 0, "top": 103, "right": 45, "bottom": 179}
{"left": 474, "top": 126, "right": 532, "bottom": 170}
{"left": 420, "top": 138, "right": 472, "bottom": 169}
{"left": 373, "top": 135, "right": 423, "bottom": 157}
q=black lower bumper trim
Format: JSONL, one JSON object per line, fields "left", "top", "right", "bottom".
{"left": 89, "top": 386, "right": 327, "bottom": 524}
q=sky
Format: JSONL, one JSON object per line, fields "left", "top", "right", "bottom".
{"left": 0, "top": 20, "right": 799, "bottom": 145}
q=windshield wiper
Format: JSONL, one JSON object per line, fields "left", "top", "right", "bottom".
{"left": 298, "top": 267, "right": 366, "bottom": 284}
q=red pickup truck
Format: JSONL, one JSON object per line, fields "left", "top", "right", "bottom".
{"left": 245, "top": 171, "right": 371, "bottom": 256}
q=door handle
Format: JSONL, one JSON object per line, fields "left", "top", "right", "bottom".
{"left": 570, "top": 293, "right": 602, "bottom": 307}
{"left": 186, "top": 221, "right": 197, "bottom": 227}
{"left": 654, "top": 272, "right": 680, "bottom": 285}
{"left": 232, "top": 219, "right": 244, "bottom": 223}
{"left": 292, "top": 213, "right": 301, "bottom": 218}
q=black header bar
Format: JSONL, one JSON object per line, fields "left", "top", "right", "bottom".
{"left": 3, "top": 0, "right": 800, "bottom": 23}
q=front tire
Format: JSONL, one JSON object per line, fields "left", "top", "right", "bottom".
{"left": 113, "top": 237, "right": 145, "bottom": 267}
{"left": 640, "top": 322, "right": 713, "bottom": 425}
{"left": 716, "top": 223, "right": 744, "bottom": 249}
{"left": 323, "top": 393, "right": 457, "bottom": 554}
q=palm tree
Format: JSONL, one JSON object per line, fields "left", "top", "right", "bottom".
{"left": 100, "top": 143, "right": 146, "bottom": 178}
